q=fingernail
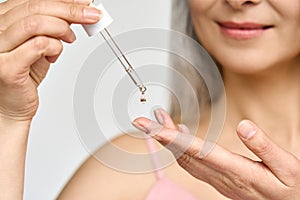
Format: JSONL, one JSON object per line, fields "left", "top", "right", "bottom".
{"left": 46, "top": 56, "right": 59, "bottom": 63}
{"left": 69, "top": 31, "right": 76, "bottom": 43}
{"left": 84, "top": 7, "right": 102, "bottom": 21}
{"left": 237, "top": 120, "right": 257, "bottom": 140}
{"left": 178, "top": 124, "right": 190, "bottom": 134}
{"left": 154, "top": 109, "right": 165, "bottom": 125}
{"left": 75, "top": 0, "right": 93, "bottom": 5}
{"left": 131, "top": 122, "right": 149, "bottom": 133}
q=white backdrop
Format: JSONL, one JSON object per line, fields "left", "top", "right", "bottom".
{"left": 0, "top": 0, "right": 171, "bottom": 199}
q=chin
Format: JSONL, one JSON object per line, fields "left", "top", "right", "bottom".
{"left": 210, "top": 47, "right": 282, "bottom": 75}
{"left": 216, "top": 55, "right": 275, "bottom": 75}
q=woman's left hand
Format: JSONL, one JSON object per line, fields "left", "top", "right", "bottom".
{"left": 132, "top": 109, "right": 300, "bottom": 200}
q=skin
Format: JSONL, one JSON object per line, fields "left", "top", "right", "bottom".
{"left": 0, "top": 0, "right": 299, "bottom": 199}
{"left": 131, "top": 0, "right": 300, "bottom": 199}
{"left": 60, "top": 0, "right": 300, "bottom": 199}
{"left": 0, "top": 0, "right": 101, "bottom": 199}
{"left": 187, "top": 0, "right": 300, "bottom": 152}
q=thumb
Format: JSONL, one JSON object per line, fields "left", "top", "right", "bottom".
{"left": 30, "top": 57, "right": 51, "bottom": 86}
{"left": 236, "top": 120, "right": 299, "bottom": 186}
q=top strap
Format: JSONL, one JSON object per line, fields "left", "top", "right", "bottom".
{"left": 146, "top": 137, "right": 164, "bottom": 180}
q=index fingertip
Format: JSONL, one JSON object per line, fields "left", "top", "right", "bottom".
{"left": 237, "top": 120, "right": 258, "bottom": 140}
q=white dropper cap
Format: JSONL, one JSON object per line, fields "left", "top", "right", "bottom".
{"left": 82, "top": 3, "right": 113, "bottom": 37}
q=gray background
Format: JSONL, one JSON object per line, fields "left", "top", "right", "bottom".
{"left": 0, "top": 0, "right": 171, "bottom": 199}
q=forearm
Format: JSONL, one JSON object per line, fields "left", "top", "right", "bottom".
{"left": 0, "top": 116, "right": 31, "bottom": 200}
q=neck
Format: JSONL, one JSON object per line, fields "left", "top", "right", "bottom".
{"left": 223, "top": 57, "right": 300, "bottom": 149}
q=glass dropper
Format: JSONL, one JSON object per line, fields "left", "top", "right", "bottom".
{"left": 82, "top": 3, "right": 147, "bottom": 102}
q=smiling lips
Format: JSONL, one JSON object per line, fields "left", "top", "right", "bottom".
{"left": 218, "top": 22, "right": 273, "bottom": 39}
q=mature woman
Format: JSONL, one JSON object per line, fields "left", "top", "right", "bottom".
{"left": 0, "top": 0, "right": 299, "bottom": 199}
{"left": 61, "top": 0, "right": 300, "bottom": 199}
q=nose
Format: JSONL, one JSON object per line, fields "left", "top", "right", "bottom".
{"left": 225, "top": 0, "right": 262, "bottom": 10}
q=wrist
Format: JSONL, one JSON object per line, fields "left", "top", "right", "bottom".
{"left": 0, "top": 114, "right": 31, "bottom": 200}
{"left": 0, "top": 114, "right": 32, "bottom": 136}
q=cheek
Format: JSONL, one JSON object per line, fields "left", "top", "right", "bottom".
{"left": 189, "top": 0, "right": 300, "bottom": 74}
{"left": 189, "top": 1, "right": 217, "bottom": 52}
{"left": 188, "top": 0, "right": 216, "bottom": 14}
{"left": 270, "top": 0, "right": 300, "bottom": 36}
{"left": 270, "top": 0, "right": 300, "bottom": 18}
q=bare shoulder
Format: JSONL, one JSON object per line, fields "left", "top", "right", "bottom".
{"left": 58, "top": 134, "right": 157, "bottom": 200}
{"left": 58, "top": 133, "right": 231, "bottom": 200}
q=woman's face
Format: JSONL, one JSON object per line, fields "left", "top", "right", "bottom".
{"left": 189, "top": 0, "right": 300, "bottom": 74}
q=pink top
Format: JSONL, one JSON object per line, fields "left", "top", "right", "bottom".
{"left": 145, "top": 138, "right": 198, "bottom": 200}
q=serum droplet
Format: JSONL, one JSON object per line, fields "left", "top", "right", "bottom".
{"left": 139, "top": 85, "right": 147, "bottom": 103}
{"left": 140, "top": 93, "right": 146, "bottom": 103}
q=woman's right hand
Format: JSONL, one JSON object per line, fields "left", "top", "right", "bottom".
{"left": 0, "top": 0, "right": 101, "bottom": 123}
{"left": 0, "top": 2, "right": 101, "bottom": 199}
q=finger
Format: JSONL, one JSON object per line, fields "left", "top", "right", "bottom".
{"left": 53, "top": 0, "right": 92, "bottom": 4}
{"left": 0, "top": 0, "right": 101, "bottom": 30}
{"left": 237, "top": 120, "right": 300, "bottom": 186}
{"left": 0, "top": 15, "right": 75, "bottom": 52}
{"left": 1, "top": 0, "right": 91, "bottom": 15}
{"left": 0, "top": 0, "right": 27, "bottom": 15}
{"left": 178, "top": 124, "right": 191, "bottom": 134}
{"left": 132, "top": 117, "right": 165, "bottom": 137}
{"left": 46, "top": 55, "right": 60, "bottom": 63}
{"left": 133, "top": 117, "right": 186, "bottom": 151}
{"left": 133, "top": 116, "right": 208, "bottom": 158}
{"left": 0, "top": 36, "right": 63, "bottom": 83}
{"left": 153, "top": 109, "right": 177, "bottom": 129}
{"left": 133, "top": 117, "right": 199, "bottom": 156}
{"left": 30, "top": 57, "right": 51, "bottom": 86}
{"left": 134, "top": 117, "right": 253, "bottom": 173}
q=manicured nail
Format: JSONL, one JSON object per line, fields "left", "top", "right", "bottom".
{"left": 131, "top": 122, "right": 149, "bottom": 133}
{"left": 237, "top": 120, "right": 257, "bottom": 140}
{"left": 154, "top": 109, "right": 165, "bottom": 125}
{"left": 84, "top": 7, "right": 102, "bottom": 21}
